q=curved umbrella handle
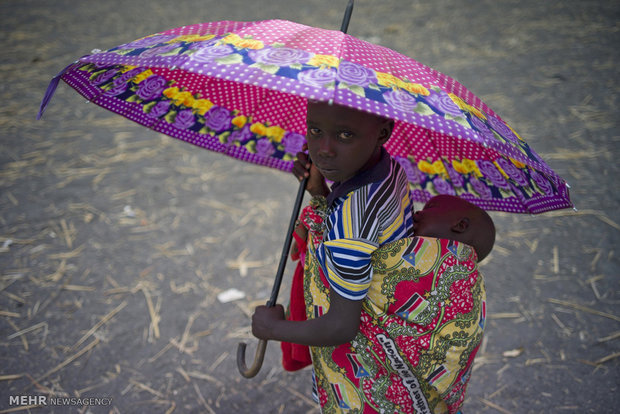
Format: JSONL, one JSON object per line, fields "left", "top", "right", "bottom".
{"left": 237, "top": 339, "right": 268, "bottom": 378}
{"left": 236, "top": 176, "right": 308, "bottom": 377}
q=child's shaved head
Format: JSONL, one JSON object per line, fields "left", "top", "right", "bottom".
{"left": 413, "top": 195, "right": 495, "bottom": 261}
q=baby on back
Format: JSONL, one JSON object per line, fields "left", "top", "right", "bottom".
{"left": 413, "top": 194, "right": 495, "bottom": 262}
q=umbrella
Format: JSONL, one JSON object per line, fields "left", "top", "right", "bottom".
{"left": 38, "top": 0, "right": 573, "bottom": 377}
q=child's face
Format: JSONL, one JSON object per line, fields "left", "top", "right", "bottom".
{"left": 305, "top": 102, "right": 391, "bottom": 183}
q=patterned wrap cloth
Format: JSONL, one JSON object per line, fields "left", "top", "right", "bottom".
{"left": 304, "top": 232, "right": 486, "bottom": 414}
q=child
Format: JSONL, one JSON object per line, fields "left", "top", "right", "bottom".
{"left": 252, "top": 101, "right": 494, "bottom": 413}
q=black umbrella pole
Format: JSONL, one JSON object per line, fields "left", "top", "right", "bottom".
{"left": 238, "top": 0, "right": 354, "bottom": 379}
{"left": 237, "top": 176, "right": 308, "bottom": 378}
{"left": 340, "top": 0, "right": 354, "bottom": 33}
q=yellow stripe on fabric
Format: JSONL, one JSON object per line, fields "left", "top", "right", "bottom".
{"left": 324, "top": 239, "right": 377, "bottom": 255}
{"left": 342, "top": 196, "right": 354, "bottom": 239}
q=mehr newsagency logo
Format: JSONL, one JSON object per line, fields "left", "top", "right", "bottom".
{"left": 9, "top": 395, "right": 112, "bottom": 407}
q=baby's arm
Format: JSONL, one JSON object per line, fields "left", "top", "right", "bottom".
{"left": 252, "top": 289, "right": 363, "bottom": 347}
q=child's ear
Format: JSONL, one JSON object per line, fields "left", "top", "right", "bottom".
{"left": 378, "top": 119, "right": 394, "bottom": 144}
{"left": 452, "top": 217, "right": 470, "bottom": 233}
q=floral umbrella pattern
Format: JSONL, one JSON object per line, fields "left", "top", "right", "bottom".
{"left": 40, "top": 19, "right": 572, "bottom": 214}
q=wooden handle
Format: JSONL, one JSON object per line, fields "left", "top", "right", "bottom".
{"left": 236, "top": 339, "right": 268, "bottom": 378}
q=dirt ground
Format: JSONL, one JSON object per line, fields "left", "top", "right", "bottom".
{"left": 1, "top": 0, "right": 618, "bottom": 413}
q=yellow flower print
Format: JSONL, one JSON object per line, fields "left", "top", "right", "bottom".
{"left": 432, "top": 160, "right": 447, "bottom": 177}
{"left": 163, "top": 87, "right": 194, "bottom": 107}
{"left": 222, "top": 33, "right": 264, "bottom": 49}
{"left": 222, "top": 33, "right": 242, "bottom": 44}
{"left": 308, "top": 54, "right": 340, "bottom": 67}
{"left": 169, "top": 34, "right": 215, "bottom": 43}
{"left": 177, "top": 91, "right": 195, "bottom": 107}
{"left": 119, "top": 65, "right": 137, "bottom": 72}
{"left": 250, "top": 122, "right": 267, "bottom": 136}
{"left": 418, "top": 160, "right": 434, "bottom": 175}
{"left": 232, "top": 115, "right": 247, "bottom": 128}
{"left": 133, "top": 69, "right": 154, "bottom": 84}
{"left": 376, "top": 72, "right": 430, "bottom": 95}
{"left": 452, "top": 160, "right": 469, "bottom": 175}
{"left": 468, "top": 106, "right": 485, "bottom": 120}
{"left": 510, "top": 157, "right": 526, "bottom": 169}
{"left": 462, "top": 159, "right": 482, "bottom": 177}
{"left": 376, "top": 72, "right": 401, "bottom": 87}
{"left": 265, "top": 126, "right": 286, "bottom": 142}
{"left": 163, "top": 86, "right": 180, "bottom": 98}
{"left": 193, "top": 99, "right": 214, "bottom": 115}
{"left": 448, "top": 93, "right": 485, "bottom": 119}
{"left": 399, "top": 81, "right": 430, "bottom": 96}
{"left": 448, "top": 93, "right": 467, "bottom": 110}
{"left": 235, "top": 38, "right": 264, "bottom": 50}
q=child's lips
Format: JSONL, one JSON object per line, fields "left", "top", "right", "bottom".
{"left": 315, "top": 163, "right": 338, "bottom": 175}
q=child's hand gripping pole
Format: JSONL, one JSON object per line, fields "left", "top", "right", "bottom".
{"left": 237, "top": 175, "right": 308, "bottom": 378}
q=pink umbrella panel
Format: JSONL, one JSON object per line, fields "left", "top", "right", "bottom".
{"left": 40, "top": 19, "right": 573, "bottom": 214}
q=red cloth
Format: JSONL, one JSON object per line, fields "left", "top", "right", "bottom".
{"left": 280, "top": 230, "right": 312, "bottom": 371}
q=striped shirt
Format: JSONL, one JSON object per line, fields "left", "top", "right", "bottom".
{"left": 316, "top": 149, "right": 414, "bottom": 300}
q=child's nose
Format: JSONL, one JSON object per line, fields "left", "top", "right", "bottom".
{"left": 317, "top": 136, "right": 336, "bottom": 157}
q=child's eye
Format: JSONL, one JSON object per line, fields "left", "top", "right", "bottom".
{"left": 338, "top": 131, "right": 354, "bottom": 140}
{"left": 307, "top": 127, "right": 321, "bottom": 136}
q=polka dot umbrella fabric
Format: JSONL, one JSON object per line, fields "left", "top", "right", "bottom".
{"left": 39, "top": 19, "right": 572, "bottom": 214}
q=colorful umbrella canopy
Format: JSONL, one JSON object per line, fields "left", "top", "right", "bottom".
{"left": 39, "top": 19, "right": 572, "bottom": 214}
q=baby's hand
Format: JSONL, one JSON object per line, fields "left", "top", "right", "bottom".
{"left": 251, "top": 304, "right": 285, "bottom": 341}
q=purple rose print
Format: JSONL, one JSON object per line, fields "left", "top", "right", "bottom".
{"left": 188, "top": 39, "right": 216, "bottom": 50}
{"left": 192, "top": 42, "right": 234, "bottom": 62}
{"left": 432, "top": 177, "right": 456, "bottom": 195}
{"left": 204, "top": 106, "right": 232, "bottom": 133}
{"left": 147, "top": 101, "right": 171, "bottom": 118}
{"left": 256, "top": 138, "right": 276, "bottom": 157}
{"left": 470, "top": 177, "right": 493, "bottom": 200}
{"left": 116, "top": 67, "right": 146, "bottom": 84}
{"left": 249, "top": 47, "right": 313, "bottom": 66}
{"left": 530, "top": 170, "right": 554, "bottom": 195}
{"left": 426, "top": 90, "right": 463, "bottom": 117}
{"left": 172, "top": 109, "right": 196, "bottom": 129}
{"left": 229, "top": 125, "right": 253, "bottom": 143}
{"left": 282, "top": 132, "right": 306, "bottom": 154}
{"left": 469, "top": 115, "right": 496, "bottom": 143}
{"left": 122, "top": 34, "right": 178, "bottom": 49}
{"left": 92, "top": 69, "right": 119, "bottom": 86}
{"left": 487, "top": 114, "right": 518, "bottom": 143}
{"left": 297, "top": 68, "right": 336, "bottom": 88}
{"left": 173, "top": 109, "right": 195, "bottom": 130}
{"left": 509, "top": 183, "right": 528, "bottom": 204}
{"left": 103, "top": 81, "right": 128, "bottom": 96}
{"left": 445, "top": 163, "right": 464, "bottom": 188}
{"left": 139, "top": 44, "right": 181, "bottom": 59}
{"left": 383, "top": 89, "right": 418, "bottom": 113}
{"left": 395, "top": 157, "right": 421, "bottom": 184}
{"left": 136, "top": 75, "right": 168, "bottom": 101}
{"left": 336, "top": 60, "right": 376, "bottom": 87}
{"left": 496, "top": 158, "right": 529, "bottom": 187}
{"left": 477, "top": 160, "right": 510, "bottom": 189}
